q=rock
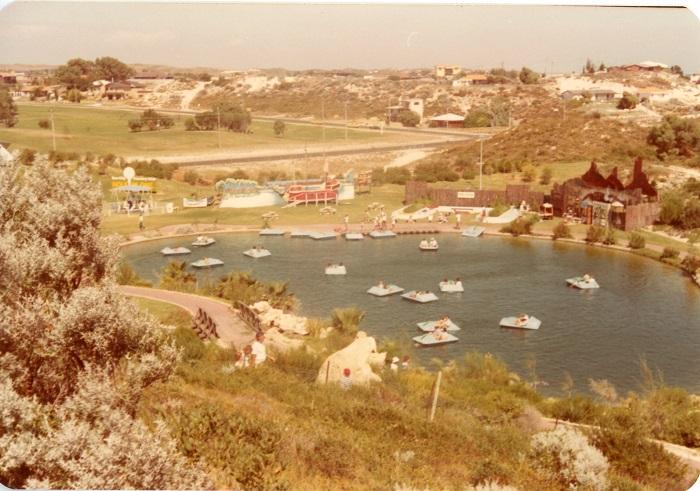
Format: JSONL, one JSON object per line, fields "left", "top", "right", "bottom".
{"left": 316, "top": 331, "right": 387, "bottom": 387}
{"left": 264, "top": 328, "right": 304, "bottom": 353}
{"left": 251, "top": 301, "right": 308, "bottom": 335}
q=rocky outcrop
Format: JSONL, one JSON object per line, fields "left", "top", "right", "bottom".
{"left": 316, "top": 331, "right": 387, "bottom": 387}
{"left": 251, "top": 301, "right": 308, "bottom": 336}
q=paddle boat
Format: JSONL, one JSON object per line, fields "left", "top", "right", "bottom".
{"left": 290, "top": 230, "right": 311, "bottom": 238}
{"left": 439, "top": 278, "right": 464, "bottom": 293}
{"left": 309, "top": 231, "right": 338, "bottom": 240}
{"left": 192, "top": 236, "right": 216, "bottom": 247}
{"left": 345, "top": 232, "right": 364, "bottom": 240}
{"left": 191, "top": 257, "right": 224, "bottom": 269}
{"left": 367, "top": 282, "right": 404, "bottom": 297}
{"left": 462, "top": 225, "right": 485, "bottom": 238}
{"left": 499, "top": 314, "right": 541, "bottom": 330}
{"left": 259, "top": 228, "right": 285, "bottom": 236}
{"left": 566, "top": 274, "right": 600, "bottom": 289}
{"left": 161, "top": 246, "right": 191, "bottom": 256}
{"left": 325, "top": 263, "right": 347, "bottom": 275}
{"left": 243, "top": 246, "right": 272, "bottom": 259}
{"left": 401, "top": 291, "right": 439, "bottom": 303}
{"left": 413, "top": 331, "right": 459, "bottom": 346}
{"left": 369, "top": 230, "right": 397, "bottom": 239}
{"left": 419, "top": 238, "right": 439, "bottom": 251}
{"left": 417, "top": 317, "right": 461, "bottom": 332}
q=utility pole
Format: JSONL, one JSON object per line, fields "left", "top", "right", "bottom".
{"left": 50, "top": 108, "right": 56, "bottom": 152}
{"left": 322, "top": 100, "right": 328, "bottom": 178}
{"left": 216, "top": 106, "right": 221, "bottom": 149}
{"left": 344, "top": 101, "right": 348, "bottom": 140}
{"left": 479, "top": 138, "right": 484, "bottom": 191}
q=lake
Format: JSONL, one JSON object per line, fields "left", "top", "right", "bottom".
{"left": 123, "top": 233, "right": 700, "bottom": 395}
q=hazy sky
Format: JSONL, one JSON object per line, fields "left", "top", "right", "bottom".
{"left": 1, "top": 2, "right": 699, "bottom": 73}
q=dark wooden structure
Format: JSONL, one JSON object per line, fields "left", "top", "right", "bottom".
{"left": 192, "top": 308, "right": 219, "bottom": 341}
{"left": 550, "top": 158, "right": 659, "bottom": 231}
{"left": 235, "top": 301, "right": 263, "bottom": 334}
{"left": 405, "top": 182, "right": 545, "bottom": 209}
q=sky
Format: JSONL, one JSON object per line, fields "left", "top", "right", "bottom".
{"left": 1, "top": 2, "right": 699, "bottom": 73}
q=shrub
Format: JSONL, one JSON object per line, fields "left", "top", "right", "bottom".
{"left": 116, "top": 262, "right": 151, "bottom": 286}
{"left": 585, "top": 225, "right": 606, "bottom": 243}
{"left": 398, "top": 110, "right": 420, "bottom": 128}
{"left": 170, "top": 404, "right": 288, "bottom": 490}
{"left": 128, "top": 119, "right": 143, "bottom": 132}
{"left": 539, "top": 167, "right": 553, "bottom": 185}
{"left": 680, "top": 254, "right": 700, "bottom": 274}
{"left": 602, "top": 228, "right": 616, "bottom": 245}
{"left": 500, "top": 216, "right": 534, "bottom": 236}
{"left": 617, "top": 92, "right": 638, "bottom": 110}
{"left": 521, "top": 164, "right": 537, "bottom": 183}
{"left": 183, "top": 170, "right": 199, "bottom": 185}
{"left": 659, "top": 246, "right": 680, "bottom": 261}
{"left": 552, "top": 222, "right": 572, "bottom": 240}
{"left": 159, "top": 261, "right": 197, "bottom": 292}
{"left": 38, "top": 119, "right": 50, "bottom": 129}
{"left": 18, "top": 148, "right": 36, "bottom": 165}
{"left": 531, "top": 426, "right": 609, "bottom": 490}
{"left": 331, "top": 307, "right": 365, "bottom": 336}
{"left": 627, "top": 231, "right": 646, "bottom": 249}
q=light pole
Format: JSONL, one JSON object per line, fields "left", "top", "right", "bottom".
{"left": 479, "top": 137, "right": 484, "bottom": 191}
{"left": 344, "top": 101, "right": 348, "bottom": 140}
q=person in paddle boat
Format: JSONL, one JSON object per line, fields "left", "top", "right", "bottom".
{"left": 583, "top": 273, "right": 593, "bottom": 283}
{"left": 429, "top": 237, "right": 437, "bottom": 247}
{"left": 420, "top": 239, "right": 428, "bottom": 248}
{"left": 432, "top": 324, "right": 446, "bottom": 340}
{"left": 515, "top": 314, "right": 530, "bottom": 327}
{"left": 436, "top": 315, "right": 449, "bottom": 330}
{"left": 377, "top": 280, "right": 386, "bottom": 289}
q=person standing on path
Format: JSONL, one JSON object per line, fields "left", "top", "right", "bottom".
{"left": 455, "top": 212, "right": 461, "bottom": 230}
{"left": 343, "top": 214, "right": 350, "bottom": 232}
{"left": 138, "top": 212, "right": 145, "bottom": 231}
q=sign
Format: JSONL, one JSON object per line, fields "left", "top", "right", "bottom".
{"left": 457, "top": 191, "right": 475, "bottom": 199}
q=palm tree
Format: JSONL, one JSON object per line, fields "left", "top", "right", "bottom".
{"left": 159, "top": 261, "right": 196, "bottom": 292}
{"left": 331, "top": 307, "right": 365, "bottom": 335}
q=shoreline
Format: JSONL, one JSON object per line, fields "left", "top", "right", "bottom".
{"left": 116, "top": 222, "right": 699, "bottom": 288}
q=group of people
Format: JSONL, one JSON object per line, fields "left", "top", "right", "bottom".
{"left": 389, "top": 355, "right": 411, "bottom": 372}
{"left": 122, "top": 199, "right": 148, "bottom": 214}
{"left": 234, "top": 332, "right": 268, "bottom": 369}
{"left": 441, "top": 277, "right": 462, "bottom": 285}
{"left": 515, "top": 314, "right": 530, "bottom": 327}
{"left": 419, "top": 237, "right": 439, "bottom": 249}
{"left": 431, "top": 315, "right": 451, "bottom": 340}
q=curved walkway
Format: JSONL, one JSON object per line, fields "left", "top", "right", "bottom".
{"left": 119, "top": 285, "right": 256, "bottom": 349}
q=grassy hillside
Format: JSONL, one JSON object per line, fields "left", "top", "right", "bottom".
{"left": 133, "top": 308, "right": 694, "bottom": 490}
{"left": 0, "top": 104, "right": 394, "bottom": 157}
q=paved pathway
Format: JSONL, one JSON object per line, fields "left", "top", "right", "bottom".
{"left": 119, "top": 285, "right": 255, "bottom": 349}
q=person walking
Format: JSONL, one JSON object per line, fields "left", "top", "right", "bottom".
{"left": 343, "top": 214, "right": 350, "bottom": 232}
{"left": 455, "top": 212, "right": 461, "bottom": 230}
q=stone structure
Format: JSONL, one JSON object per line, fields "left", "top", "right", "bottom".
{"left": 550, "top": 158, "right": 659, "bottom": 231}
{"left": 316, "top": 331, "right": 386, "bottom": 387}
{"left": 405, "top": 181, "right": 545, "bottom": 209}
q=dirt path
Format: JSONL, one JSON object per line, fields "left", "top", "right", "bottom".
{"left": 119, "top": 285, "right": 255, "bottom": 349}
{"left": 180, "top": 81, "right": 207, "bottom": 110}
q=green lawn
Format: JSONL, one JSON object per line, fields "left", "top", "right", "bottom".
{"left": 0, "top": 103, "right": 398, "bottom": 157}
{"left": 102, "top": 183, "right": 406, "bottom": 236}
{"left": 132, "top": 298, "right": 193, "bottom": 330}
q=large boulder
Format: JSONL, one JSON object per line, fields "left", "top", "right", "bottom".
{"left": 316, "top": 331, "right": 387, "bottom": 387}
{"left": 251, "top": 301, "right": 308, "bottom": 335}
{"left": 264, "top": 328, "right": 304, "bottom": 353}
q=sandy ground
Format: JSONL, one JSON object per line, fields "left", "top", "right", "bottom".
{"left": 383, "top": 149, "right": 428, "bottom": 170}
{"left": 180, "top": 81, "right": 208, "bottom": 110}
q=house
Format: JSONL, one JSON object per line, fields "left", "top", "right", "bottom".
{"left": 462, "top": 73, "right": 489, "bottom": 85}
{"left": 103, "top": 82, "right": 134, "bottom": 100}
{"left": 559, "top": 89, "right": 616, "bottom": 101}
{"left": 550, "top": 158, "right": 659, "bottom": 231}
{"left": 635, "top": 87, "right": 669, "bottom": 103}
{"left": 429, "top": 113, "right": 465, "bottom": 128}
{"left": 0, "top": 72, "right": 18, "bottom": 84}
{"left": 610, "top": 61, "right": 669, "bottom": 73}
{"left": 435, "top": 65, "right": 461, "bottom": 78}
{"left": 387, "top": 98, "right": 424, "bottom": 122}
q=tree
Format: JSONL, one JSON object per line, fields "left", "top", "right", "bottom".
{"left": 65, "top": 88, "right": 83, "bottom": 103}
{"left": 552, "top": 222, "right": 573, "bottom": 240}
{"left": 464, "top": 107, "right": 491, "bottom": 128}
{"left": 183, "top": 170, "right": 199, "bottom": 186}
{"left": 521, "top": 164, "right": 537, "bottom": 183}
{"left": 273, "top": 119, "right": 286, "bottom": 136}
{"left": 670, "top": 65, "right": 684, "bottom": 77}
{"left": 0, "top": 159, "right": 210, "bottom": 488}
{"left": 195, "top": 103, "right": 251, "bottom": 133}
{"left": 128, "top": 119, "right": 143, "bottom": 132}
{"left": 647, "top": 115, "right": 700, "bottom": 158}
{"left": 519, "top": 67, "right": 540, "bottom": 84}
{"left": 583, "top": 59, "right": 596, "bottom": 74}
{"left": 0, "top": 88, "right": 18, "bottom": 127}
{"left": 540, "top": 167, "right": 553, "bottom": 185}
{"left": 38, "top": 119, "right": 50, "bottom": 129}
{"left": 617, "top": 92, "right": 638, "bottom": 110}
{"left": 658, "top": 190, "right": 686, "bottom": 225}
{"left": 94, "top": 56, "right": 134, "bottom": 82}
{"left": 398, "top": 110, "right": 420, "bottom": 128}
{"left": 55, "top": 58, "right": 96, "bottom": 90}
{"left": 18, "top": 148, "right": 36, "bottom": 165}
{"left": 130, "top": 109, "right": 174, "bottom": 132}
{"left": 488, "top": 96, "right": 511, "bottom": 126}
{"left": 598, "top": 62, "right": 606, "bottom": 72}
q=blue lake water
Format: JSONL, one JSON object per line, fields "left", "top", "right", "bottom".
{"left": 123, "top": 233, "right": 700, "bottom": 394}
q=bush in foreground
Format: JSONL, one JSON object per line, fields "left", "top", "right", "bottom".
{"left": 552, "top": 221, "right": 572, "bottom": 240}
{"left": 627, "top": 231, "right": 646, "bottom": 250}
